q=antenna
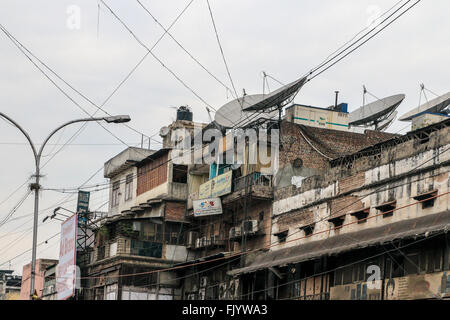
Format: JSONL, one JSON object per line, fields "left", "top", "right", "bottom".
{"left": 349, "top": 94, "right": 405, "bottom": 129}
{"left": 399, "top": 92, "right": 450, "bottom": 122}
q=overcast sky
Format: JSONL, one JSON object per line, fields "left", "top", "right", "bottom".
{"left": 0, "top": 0, "right": 448, "bottom": 274}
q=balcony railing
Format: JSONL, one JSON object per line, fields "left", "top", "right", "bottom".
{"left": 233, "top": 172, "right": 273, "bottom": 192}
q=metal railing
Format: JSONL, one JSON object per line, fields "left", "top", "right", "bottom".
{"left": 233, "top": 172, "right": 273, "bottom": 192}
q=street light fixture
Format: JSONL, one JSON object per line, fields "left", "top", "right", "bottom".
{"left": 103, "top": 115, "right": 131, "bottom": 123}
{"left": 0, "top": 112, "right": 131, "bottom": 299}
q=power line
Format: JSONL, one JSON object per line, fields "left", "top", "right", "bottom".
{"left": 205, "top": 0, "right": 239, "bottom": 100}
{"left": 135, "top": 0, "right": 235, "bottom": 99}
{"left": 308, "top": 0, "right": 422, "bottom": 81}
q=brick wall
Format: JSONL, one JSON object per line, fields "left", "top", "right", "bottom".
{"left": 279, "top": 121, "right": 396, "bottom": 170}
{"left": 165, "top": 201, "right": 186, "bottom": 222}
{"left": 338, "top": 172, "right": 365, "bottom": 194}
{"left": 137, "top": 152, "right": 168, "bottom": 196}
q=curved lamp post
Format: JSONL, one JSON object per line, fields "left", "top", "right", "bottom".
{"left": 0, "top": 112, "right": 130, "bottom": 299}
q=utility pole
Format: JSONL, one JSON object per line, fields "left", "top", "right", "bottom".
{"left": 0, "top": 112, "right": 131, "bottom": 299}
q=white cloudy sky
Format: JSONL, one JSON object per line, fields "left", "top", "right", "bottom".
{"left": 0, "top": 0, "right": 448, "bottom": 274}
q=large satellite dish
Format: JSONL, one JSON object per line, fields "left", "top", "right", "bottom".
{"left": 215, "top": 94, "right": 279, "bottom": 128}
{"left": 215, "top": 76, "right": 307, "bottom": 128}
{"left": 399, "top": 92, "right": 450, "bottom": 122}
{"left": 376, "top": 111, "right": 397, "bottom": 132}
{"left": 243, "top": 77, "right": 307, "bottom": 112}
{"left": 349, "top": 94, "right": 405, "bottom": 127}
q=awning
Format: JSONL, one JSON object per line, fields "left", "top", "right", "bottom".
{"left": 228, "top": 210, "right": 450, "bottom": 276}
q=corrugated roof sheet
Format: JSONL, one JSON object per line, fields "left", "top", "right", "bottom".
{"left": 228, "top": 210, "right": 450, "bottom": 276}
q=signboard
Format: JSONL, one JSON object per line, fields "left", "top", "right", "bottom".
{"left": 199, "top": 171, "right": 233, "bottom": 199}
{"left": 193, "top": 198, "right": 223, "bottom": 217}
{"left": 199, "top": 180, "right": 212, "bottom": 199}
{"left": 76, "top": 191, "right": 90, "bottom": 223}
{"left": 57, "top": 214, "right": 78, "bottom": 300}
{"left": 211, "top": 171, "right": 232, "bottom": 197}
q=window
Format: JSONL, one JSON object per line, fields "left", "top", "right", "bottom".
{"left": 404, "top": 254, "right": 420, "bottom": 275}
{"left": 275, "top": 230, "right": 288, "bottom": 243}
{"left": 105, "top": 284, "right": 118, "bottom": 300}
{"left": 328, "top": 215, "right": 345, "bottom": 229}
{"left": 413, "top": 190, "right": 437, "bottom": 209}
{"left": 376, "top": 201, "right": 396, "bottom": 218}
{"left": 164, "top": 223, "right": 185, "bottom": 245}
{"left": 124, "top": 174, "right": 133, "bottom": 201}
{"left": 342, "top": 266, "right": 353, "bottom": 285}
{"left": 172, "top": 165, "right": 188, "bottom": 183}
{"left": 130, "top": 240, "right": 162, "bottom": 258}
{"left": 259, "top": 211, "right": 264, "bottom": 221}
{"left": 300, "top": 224, "right": 315, "bottom": 237}
{"left": 111, "top": 181, "right": 120, "bottom": 207}
{"left": 97, "top": 246, "right": 106, "bottom": 261}
{"left": 350, "top": 208, "right": 370, "bottom": 224}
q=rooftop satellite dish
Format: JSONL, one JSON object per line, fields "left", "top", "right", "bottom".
{"left": 349, "top": 94, "right": 405, "bottom": 127}
{"left": 215, "top": 94, "right": 278, "bottom": 128}
{"left": 376, "top": 110, "right": 397, "bottom": 132}
{"left": 399, "top": 92, "right": 450, "bottom": 122}
{"left": 242, "top": 77, "right": 308, "bottom": 112}
{"left": 159, "top": 126, "right": 170, "bottom": 137}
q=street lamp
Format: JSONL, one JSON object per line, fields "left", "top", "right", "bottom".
{"left": 0, "top": 112, "right": 131, "bottom": 299}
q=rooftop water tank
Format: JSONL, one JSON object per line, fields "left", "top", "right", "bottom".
{"left": 177, "top": 106, "right": 193, "bottom": 121}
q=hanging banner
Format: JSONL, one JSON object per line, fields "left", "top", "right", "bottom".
{"left": 193, "top": 198, "right": 223, "bottom": 217}
{"left": 57, "top": 214, "right": 78, "bottom": 300}
{"left": 199, "top": 171, "right": 233, "bottom": 199}
{"left": 76, "top": 190, "right": 90, "bottom": 223}
{"left": 199, "top": 180, "right": 212, "bottom": 199}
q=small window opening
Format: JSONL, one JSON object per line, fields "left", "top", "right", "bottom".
{"left": 173, "top": 165, "right": 188, "bottom": 183}
{"left": 376, "top": 201, "right": 396, "bottom": 218}
{"left": 328, "top": 215, "right": 345, "bottom": 229}
{"left": 275, "top": 230, "right": 288, "bottom": 243}
{"left": 413, "top": 190, "right": 437, "bottom": 209}
{"left": 300, "top": 224, "right": 315, "bottom": 237}
{"left": 350, "top": 208, "right": 370, "bottom": 224}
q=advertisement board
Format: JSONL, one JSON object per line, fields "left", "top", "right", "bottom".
{"left": 199, "top": 180, "right": 212, "bottom": 199}
{"left": 56, "top": 214, "right": 78, "bottom": 300}
{"left": 193, "top": 198, "right": 223, "bottom": 217}
{"left": 199, "top": 171, "right": 233, "bottom": 199}
{"left": 211, "top": 171, "right": 232, "bottom": 197}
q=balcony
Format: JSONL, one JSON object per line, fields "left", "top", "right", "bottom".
{"left": 222, "top": 172, "right": 273, "bottom": 205}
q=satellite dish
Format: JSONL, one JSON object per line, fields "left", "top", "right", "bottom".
{"left": 376, "top": 111, "right": 397, "bottom": 132}
{"left": 242, "top": 77, "right": 308, "bottom": 112}
{"left": 159, "top": 126, "right": 170, "bottom": 137}
{"left": 349, "top": 94, "right": 405, "bottom": 127}
{"left": 399, "top": 92, "right": 450, "bottom": 122}
{"left": 215, "top": 94, "right": 278, "bottom": 128}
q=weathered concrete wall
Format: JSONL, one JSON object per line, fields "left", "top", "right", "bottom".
{"left": 271, "top": 127, "right": 450, "bottom": 252}
{"left": 109, "top": 166, "right": 137, "bottom": 217}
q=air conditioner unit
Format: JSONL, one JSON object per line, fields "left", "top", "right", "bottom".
{"left": 200, "top": 276, "right": 208, "bottom": 288}
{"left": 132, "top": 221, "right": 141, "bottom": 231}
{"left": 198, "top": 288, "right": 206, "bottom": 300}
{"left": 211, "top": 235, "right": 219, "bottom": 245}
{"left": 229, "top": 227, "right": 242, "bottom": 239}
{"left": 202, "top": 236, "right": 208, "bottom": 247}
{"left": 242, "top": 220, "right": 258, "bottom": 234}
{"left": 218, "top": 283, "right": 227, "bottom": 300}
{"left": 186, "top": 231, "right": 199, "bottom": 248}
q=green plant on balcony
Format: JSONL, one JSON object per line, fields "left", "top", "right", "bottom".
{"left": 118, "top": 221, "right": 139, "bottom": 239}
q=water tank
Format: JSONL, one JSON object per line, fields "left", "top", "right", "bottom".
{"left": 177, "top": 106, "right": 193, "bottom": 121}
{"left": 337, "top": 103, "right": 348, "bottom": 113}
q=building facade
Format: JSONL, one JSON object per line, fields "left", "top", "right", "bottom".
{"left": 81, "top": 107, "right": 449, "bottom": 300}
